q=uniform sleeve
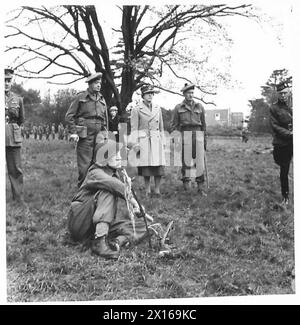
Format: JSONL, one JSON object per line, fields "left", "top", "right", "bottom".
{"left": 19, "top": 97, "right": 25, "bottom": 125}
{"left": 83, "top": 168, "right": 126, "bottom": 199}
{"left": 170, "top": 105, "right": 179, "bottom": 132}
{"left": 159, "top": 108, "right": 166, "bottom": 145}
{"left": 102, "top": 97, "right": 108, "bottom": 130}
{"left": 129, "top": 106, "right": 139, "bottom": 144}
{"left": 201, "top": 105, "right": 206, "bottom": 133}
{"left": 65, "top": 96, "right": 80, "bottom": 134}
{"left": 270, "top": 108, "right": 292, "bottom": 139}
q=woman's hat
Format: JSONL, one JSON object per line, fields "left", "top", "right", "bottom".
{"left": 276, "top": 81, "right": 290, "bottom": 92}
{"left": 140, "top": 85, "right": 159, "bottom": 96}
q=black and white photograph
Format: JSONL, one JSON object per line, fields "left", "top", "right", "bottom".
{"left": 2, "top": 0, "right": 298, "bottom": 304}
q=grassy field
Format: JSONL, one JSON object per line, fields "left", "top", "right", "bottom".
{"left": 6, "top": 135, "right": 294, "bottom": 302}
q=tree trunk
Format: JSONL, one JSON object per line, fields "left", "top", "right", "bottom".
{"left": 120, "top": 6, "right": 137, "bottom": 119}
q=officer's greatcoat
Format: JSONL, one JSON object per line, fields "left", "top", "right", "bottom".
{"left": 130, "top": 101, "right": 166, "bottom": 167}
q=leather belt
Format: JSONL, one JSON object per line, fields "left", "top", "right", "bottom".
{"left": 181, "top": 125, "right": 203, "bottom": 131}
{"left": 84, "top": 116, "right": 103, "bottom": 120}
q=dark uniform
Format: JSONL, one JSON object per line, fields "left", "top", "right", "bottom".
{"left": 171, "top": 90, "right": 206, "bottom": 186}
{"left": 5, "top": 69, "right": 25, "bottom": 202}
{"left": 108, "top": 114, "right": 120, "bottom": 142}
{"left": 63, "top": 126, "right": 69, "bottom": 141}
{"left": 38, "top": 125, "right": 43, "bottom": 140}
{"left": 65, "top": 87, "right": 108, "bottom": 187}
{"left": 270, "top": 82, "right": 293, "bottom": 202}
{"left": 45, "top": 125, "right": 50, "bottom": 140}
{"left": 51, "top": 124, "right": 56, "bottom": 140}
{"left": 32, "top": 125, "right": 38, "bottom": 140}
{"left": 58, "top": 123, "right": 64, "bottom": 140}
{"left": 241, "top": 129, "right": 249, "bottom": 143}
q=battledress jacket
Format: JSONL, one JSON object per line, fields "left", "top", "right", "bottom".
{"left": 269, "top": 101, "right": 293, "bottom": 147}
{"left": 65, "top": 90, "right": 108, "bottom": 135}
{"left": 5, "top": 92, "right": 25, "bottom": 147}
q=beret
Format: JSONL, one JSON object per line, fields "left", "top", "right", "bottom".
{"left": 181, "top": 83, "right": 195, "bottom": 93}
{"left": 276, "top": 81, "right": 290, "bottom": 92}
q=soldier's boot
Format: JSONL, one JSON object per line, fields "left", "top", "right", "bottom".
{"left": 281, "top": 193, "right": 289, "bottom": 205}
{"left": 91, "top": 236, "right": 119, "bottom": 260}
{"left": 197, "top": 182, "right": 207, "bottom": 196}
{"left": 110, "top": 235, "right": 130, "bottom": 251}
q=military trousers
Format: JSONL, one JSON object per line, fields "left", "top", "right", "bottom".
{"left": 181, "top": 128, "right": 205, "bottom": 183}
{"left": 273, "top": 143, "right": 293, "bottom": 198}
{"left": 6, "top": 146, "right": 24, "bottom": 201}
{"left": 76, "top": 121, "right": 104, "bottom": 187}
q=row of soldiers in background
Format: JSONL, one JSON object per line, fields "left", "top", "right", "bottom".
{"left": 20, "top": 122, "right": 69, "bottom": 141}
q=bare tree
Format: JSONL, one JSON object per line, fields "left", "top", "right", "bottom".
{"left": 5, "top": 4, "right": 255, "bottom": 114}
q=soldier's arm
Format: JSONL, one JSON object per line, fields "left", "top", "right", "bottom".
{"left": 65, "top": 96, "right": 80, "bottom": 134}
{"left": 19, "top": 97, "right": 25, "bottom": 125}
{"left": 83, "top": 168, "right": 126, "bottom": 199}
{"left": 270, "top": 108, "right": 292, "bottom": 138}
{"left": 201, "top": 105, "right": 206, "bottom": 132}
{"left": 104, "top": 100, "right": 109, "bottom": 132}
{"left": 170, "top": 105, "right": 179, "bottom": 133}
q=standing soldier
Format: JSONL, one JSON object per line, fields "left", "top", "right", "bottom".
{"left": 65, "top": 72, "right": 109, "bottom": 187}
{"left": 24, "top": 125, "right": 30, "bottom": 139}
{"left": 51, "top": 123, "right": 56, "bottom": 140}
{"left": 58, "top": 122, "right": 64, "bottom": 140}
{"left": 45, "top": 124, "right": 50, "bottom": 140}
{"left": 64, "top": 125, "right": 69, "bottom": 141}
{"left": 241, "top": 128, "right": 249, "bottom": 143}
{"left": 171, "top": 83, "right": 207, "bottom": 194}
{"left": 5, "top": 68, "right": 25, "bottom": 203}
{"left": 270, "top": 81, "right": 293, "bottom": 205}
{"left": 32, "top": 124, "right": 38, "bottom": 140}
{"left": 38, "top": 124, "right": 43, "bottom": 140}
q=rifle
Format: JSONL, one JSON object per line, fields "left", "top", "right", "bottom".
{"left": 120, "top": 169, "right": 152, "bottom": 249}
{"left": 131, "top": 187, "right": 152, "bottom": 249}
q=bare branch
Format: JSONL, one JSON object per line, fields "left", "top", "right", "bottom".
{"left": 6, "top": 25, "right": 89, "bottom": 75}
{"left": 153, "top": 84, "right": 216, "bottom": 106}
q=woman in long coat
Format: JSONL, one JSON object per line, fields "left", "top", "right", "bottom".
{"left": 130, "top": 85, "right": 166, "bottom": 196}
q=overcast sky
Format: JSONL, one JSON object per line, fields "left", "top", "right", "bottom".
{"left": 2, "top": 0, "right": 296, "bottom": 116}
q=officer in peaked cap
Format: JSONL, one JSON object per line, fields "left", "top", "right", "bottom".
{"left": 270, "top": 80, "right": 293, "bottom": 205}
{"left": 171, "top": 83, "right": 207, "bottom": 194}
{"left": 5, "top": 68, "right": 25, "bottom": 203}
{"left": 65, "top": 71, "right": 109, "bottom": 187}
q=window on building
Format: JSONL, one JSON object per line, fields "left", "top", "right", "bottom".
{"left": 215, "top": 113, "right": 220, "bottom": 121}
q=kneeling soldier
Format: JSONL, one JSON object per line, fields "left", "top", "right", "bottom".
{"left": 68, "top": 139, "right": 153, "bottom": 259}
